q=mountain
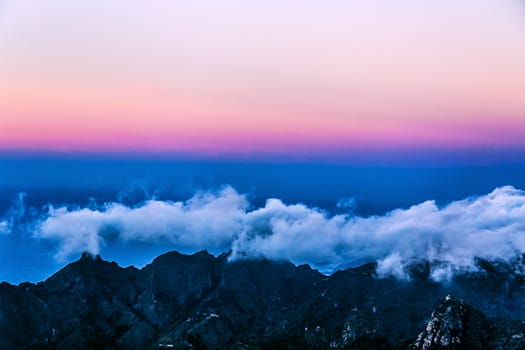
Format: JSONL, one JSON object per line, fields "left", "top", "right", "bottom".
{"left": 1, "top": 251, "right": 525, "bottom": 349}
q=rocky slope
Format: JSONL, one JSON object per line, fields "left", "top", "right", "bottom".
{"left": 1, "top": 251, "right": 525, "bottom": 349}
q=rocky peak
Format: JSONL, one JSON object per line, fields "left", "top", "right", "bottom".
{"left": 411, "top": 295, "right": 492, "bottom": 350}
{"left": 79, "top": 251, "right": 99, "bottom": 261}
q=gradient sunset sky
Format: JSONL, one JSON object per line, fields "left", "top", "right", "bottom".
{"left": 1, "top": 0, "right": 525, "bottom": 162}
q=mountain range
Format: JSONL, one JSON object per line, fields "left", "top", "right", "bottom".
{"left": 1, "top": 250, "right": 525, "bottom": 349}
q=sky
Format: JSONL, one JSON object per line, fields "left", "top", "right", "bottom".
{"left": 1, "top": 1, "right": 525, "bottom": 283}
{"left": 1, "top": 0, "right": 525, "bottom": 161}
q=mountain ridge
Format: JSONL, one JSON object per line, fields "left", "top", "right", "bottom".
{"left": 1, "top": 250, "right": 525, "bottom": 349}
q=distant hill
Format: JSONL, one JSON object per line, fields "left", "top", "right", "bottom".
{"left": 1, "top": 251, "right": 525, "bottom": 349}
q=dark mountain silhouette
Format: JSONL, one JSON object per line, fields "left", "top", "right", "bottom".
{"left": 1, "top": 251, "right": 525, "bottom": 349}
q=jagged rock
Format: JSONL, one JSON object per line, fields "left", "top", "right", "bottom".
{"left": 411, "top": 295, "right": 492, "bottom": 350}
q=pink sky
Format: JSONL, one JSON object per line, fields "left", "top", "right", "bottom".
{"left": 1, "top": 0, "right": 525, "bottom": 158}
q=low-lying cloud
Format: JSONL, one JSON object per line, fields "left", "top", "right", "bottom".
{"left": 37, "top": 187, "right": 247, "bottom": 260}
{"left": 4, "top": 185, "right": 525, "bottom": 280}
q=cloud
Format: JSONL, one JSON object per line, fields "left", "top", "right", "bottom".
{"left": 6, "top": 185, "right": 525, "bottom": 280}
{"left": 0, "top": 192, "right": 30, "bottom": 235}
{"left": 336, "top": 197, "right": 356, "bottom": 211}
{"left": 0, "top": 220, "right": 9, "bottom": 235}
{"left": 231, "top": 186, "right": 525, "bottom": 278}
{"left": 36, "top": 186, "right": 248, "bottom": 261}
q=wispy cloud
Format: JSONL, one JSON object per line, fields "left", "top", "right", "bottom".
{"left": 0, "top": 220, "right": 9, "bottom": 235}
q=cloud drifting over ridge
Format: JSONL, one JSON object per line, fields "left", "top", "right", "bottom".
{"left": 37, "top": 187, "right": 248, "bottom": 261}
{"left": 6, "top": 186, "right": 525, "bottom": 280}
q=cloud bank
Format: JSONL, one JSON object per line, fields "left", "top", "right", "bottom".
{"left": 4, "top": 186, "right": 525, "bottom": 280}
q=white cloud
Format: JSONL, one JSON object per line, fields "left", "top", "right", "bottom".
{"left": 25, "top": 185, "right": 525, "bottom": 280}
{"left": 36, "top": 186, "right": 247, "bottom": 261}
